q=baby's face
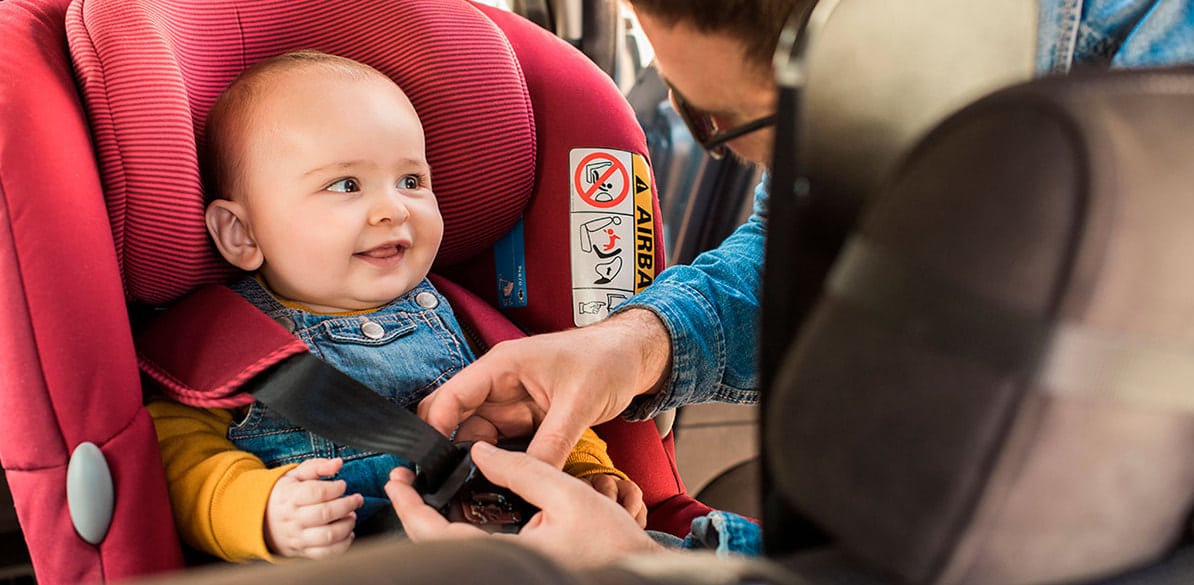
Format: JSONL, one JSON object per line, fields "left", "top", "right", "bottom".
{"left": 234, "top": 68, "right": 442, "bottom": 313}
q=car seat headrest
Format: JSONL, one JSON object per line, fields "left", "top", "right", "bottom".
{"left": 801, "top": 0, "right": 1036, "bottom": 215}
{"left": 66, "top": 0, "right": 536, "bottom": 304}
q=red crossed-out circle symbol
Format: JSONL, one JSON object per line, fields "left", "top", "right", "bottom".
{"left": 573, "top": 152, "right": 629, "bottom": 209}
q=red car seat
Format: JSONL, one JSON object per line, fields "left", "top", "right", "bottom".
{"left": 0, "top": 0, "right": 712, "bottom": 582}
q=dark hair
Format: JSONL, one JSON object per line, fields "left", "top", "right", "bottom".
{"left": 627, "top": 0, "right": 814, "bottom": 71}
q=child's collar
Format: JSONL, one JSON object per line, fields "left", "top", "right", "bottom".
{"left": 253, "top": 274, "right": 381, "bottom": 316}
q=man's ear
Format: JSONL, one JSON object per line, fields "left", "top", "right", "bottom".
{"left": 205, "top": 199, "right": 264, "bottom": 271}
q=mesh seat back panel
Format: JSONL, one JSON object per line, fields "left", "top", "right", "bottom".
{"left": 770, "top": 68, "right": 1194, "bottom": 584}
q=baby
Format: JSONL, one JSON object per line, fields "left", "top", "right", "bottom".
{"left": 148, "top": 50, "right": 644, "bottom": 562}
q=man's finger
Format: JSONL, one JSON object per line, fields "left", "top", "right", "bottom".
{"left": 454, "top": 416, "right": 500, "bottom": 445}
{"left": 390, "top": 466, "right": 415, "bottom": 483}
{"left": 418, "top": 364, "right": 495, "bottom": 436}
{"left": 417, "top": 389, "right": 470, "bottom": 437}
{"left": 470, "top": 442, "right": 594, "bottom": 512}
{"left": 474, "top": 400, "right": 542, "bottom": 437}
{"left": 526, "top": 406, "right": 591, "bottom": 468}
{"left": 385, "top": 467, "right": 462, "bottom": 540}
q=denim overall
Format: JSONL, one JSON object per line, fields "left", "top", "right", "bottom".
{"left": 227, "top": 276, "right": 475, "bottom": 527}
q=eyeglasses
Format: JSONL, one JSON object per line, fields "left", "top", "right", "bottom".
{"left": 666, "top": 82, "right": 777, "bottom": 160}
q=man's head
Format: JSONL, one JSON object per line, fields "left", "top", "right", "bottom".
{"left": 627, "top": 0, "right": 812, "bottom": 166}
{"left": 203, "top": 50, "right": 443, "bottom": 313}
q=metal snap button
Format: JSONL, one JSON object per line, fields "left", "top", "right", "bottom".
{"left": 415, "top": 291, "right": 439, "bottom": 309}
{"left": 361, "top": 320, "right": 386, "bottom": 339}
{"left": 274, "top": 315, "right": 296, "bottom": 333}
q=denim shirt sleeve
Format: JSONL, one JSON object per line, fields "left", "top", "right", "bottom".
{"left": 1107, "top": 0, "right": 1194, "bottom": 68}
{"left": 614, "top": 179, "right": 767, "bottom": 420}
{"left": 681, "top": 511, "right": 764, "bottom": 557}
{"left": 1036, "top": 0, "right": 1194, "bottom": 75}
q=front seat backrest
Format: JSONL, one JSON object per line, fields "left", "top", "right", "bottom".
{"left": 771, "top": 66, "right": 1194, "bottom": 584}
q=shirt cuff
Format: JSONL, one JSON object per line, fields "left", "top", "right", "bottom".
{"left": 613, "top": 279, "right": 724, "bottom": 420}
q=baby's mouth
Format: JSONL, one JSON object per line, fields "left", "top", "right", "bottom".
{"left": 358, "top": 245, "right": 401, "bottom": 258}
{"left": 355, "top": 243, "right": 407, "bottom": 262}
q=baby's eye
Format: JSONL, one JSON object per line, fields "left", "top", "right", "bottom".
{"left": 327, "top": 178, "right": 360, "bottom": 193}
{"left": 399, "top": 175, "right": 420, "bottom": 190}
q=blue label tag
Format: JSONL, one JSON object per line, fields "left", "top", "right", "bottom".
{"left": 494, "top": 218, "right": 528, "bottom": 308}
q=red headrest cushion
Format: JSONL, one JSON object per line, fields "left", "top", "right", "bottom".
{"left": 67, "top": 0, "right": 536, "bottom": 304}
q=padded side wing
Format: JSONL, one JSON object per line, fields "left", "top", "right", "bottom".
{"left": 458, "top": 5, "right": 712, "bottom": 536}
{"left": 0, "top": 0, "right": 183, "bottom": 582}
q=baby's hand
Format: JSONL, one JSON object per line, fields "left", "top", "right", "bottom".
{"left": 582, "top": 474, "right": 647, "bottom": 528}
{"left": 265, "top": 457, "right": 364, "bottom": 559}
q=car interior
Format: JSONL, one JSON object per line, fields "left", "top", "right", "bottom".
{"left": 3, "top": 0, "right": 1194, "bottom": 584}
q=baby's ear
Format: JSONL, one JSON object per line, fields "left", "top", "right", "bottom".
{"left": 205, "top": 199, "right": 263, "bottom": 271}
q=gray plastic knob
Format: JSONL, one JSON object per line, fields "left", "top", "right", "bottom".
{"left": 66, "top": 442, "right": 114, "bottom": 545}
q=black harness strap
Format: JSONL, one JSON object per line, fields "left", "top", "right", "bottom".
{"left": 241, "top": 352, "right": 467, "bottom": 496}
{"left": 137, "top": 285, "right": 529, "bottom": 523}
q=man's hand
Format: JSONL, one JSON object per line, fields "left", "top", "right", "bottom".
{"left": 386, "top": 442, "right": 665, "bottom": 569}
{"left": 582, "top": 474, "right": 647, "bottom": 528}
{"left": 265, "top": 457, "right": 363, "bottom": 559}
{"left": 418, "top": 309, "right": 672, "bottom": 467}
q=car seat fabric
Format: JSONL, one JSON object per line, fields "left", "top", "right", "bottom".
{"left": 66, "top": 0, "right": 537, "bottom": 305}
{"left": 2, "top": 0, "right": 699, "bottom": 581}
{"left": 437, "top": 4, "right": 665, "bottom": 335}
{"left": 0, "top": 0, "right": 186, "bottom": 583}
{"left": 769, "top": 67, "right": 1194, "bottom": 584}
{"left": 456, "top": 6, "right": 716, "bottom": 535}
{"left": 134, "top": 277, "right": 521, "bottom": 411}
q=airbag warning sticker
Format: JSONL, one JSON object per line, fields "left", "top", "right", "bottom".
{"left": 570, "top": 148, "right": 655, "bottom": 326}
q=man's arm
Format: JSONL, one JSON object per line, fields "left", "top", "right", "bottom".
{"left": 420, "top": 307, "right": 672, "bottom": 467}
{"left": 614, "top": 179, "right": 768, "bottom": 419}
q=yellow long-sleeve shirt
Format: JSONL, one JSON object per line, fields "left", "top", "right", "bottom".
{"left": 147, "top": 399, "right": 625, "bottom": 562}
